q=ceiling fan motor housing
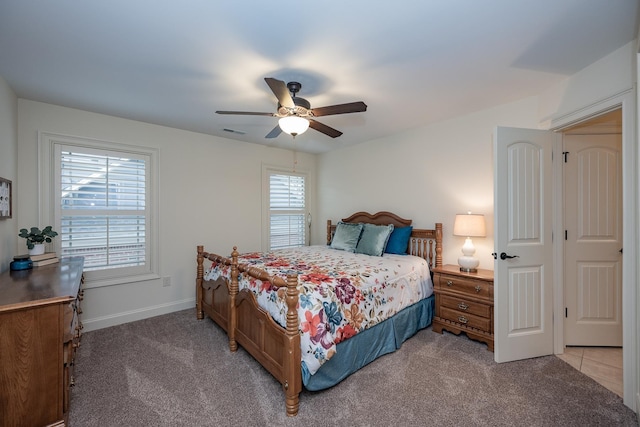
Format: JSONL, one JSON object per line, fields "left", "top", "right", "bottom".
{"left": 278, "top": 96, "right": 311, "bottom": 116}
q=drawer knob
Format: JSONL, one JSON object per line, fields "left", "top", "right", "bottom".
{"left": 458, "top": 316, "right": 469, "bottom": 324}
{"left": 446, "top": 280, "right": 453, "bottom": 287}
{"left": 475, "top": 285, "right": 482, "bottom": 293}
{"left": 458, "top": 302, "right": 469, "bottom": 310}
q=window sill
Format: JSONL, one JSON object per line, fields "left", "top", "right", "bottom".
{"left": 82, "top": 272, "right": 161, "bottom": 289}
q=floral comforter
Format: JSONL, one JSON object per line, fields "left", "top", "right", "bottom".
{"left": 204, "top": 245, "right": 433, "bottom": 376}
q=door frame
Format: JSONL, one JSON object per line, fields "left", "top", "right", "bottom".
{"left": 549, "top": 88, "right": 636, "bottom": 409}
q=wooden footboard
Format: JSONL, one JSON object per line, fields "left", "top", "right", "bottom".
{"left": 196, "top": 246, "right": 302, "bottom": 416}
{"left": 235, "top": 265, "right": 301, "bottom": 416}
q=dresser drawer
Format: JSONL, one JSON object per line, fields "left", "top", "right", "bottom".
{"left": 440, "top": 294, "right": 491, "bottom": 318}
{"left": 436, "top": 273, "right": 493, "bottom": 299}
{"left": 440, "top": 306, "right": 491, "bottom": 332}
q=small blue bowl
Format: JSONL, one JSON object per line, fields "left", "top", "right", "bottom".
{"left": 10, "top": 259, "right": 33, "bottom": 271}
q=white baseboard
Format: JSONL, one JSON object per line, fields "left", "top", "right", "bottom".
{"left": 81, "top": 298, "right": 195, "bottom": 332}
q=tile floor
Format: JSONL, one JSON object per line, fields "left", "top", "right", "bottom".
{"left": 556, "top": 346, "right": 623, "bottom": 397}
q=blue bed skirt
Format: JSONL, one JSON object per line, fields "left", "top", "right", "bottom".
{"left": 302, "top": 294, "right": 435, "bottom": 391}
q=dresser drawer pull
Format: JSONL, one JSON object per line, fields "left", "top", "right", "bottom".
{"left": 475, "top": 285, "right": 482, "bottom": 293}
{"left": 458, "top": 316, "right": 469, "bottom": 324}
{"left": 458, "top": 302, "right": 469, "bottom": 310}
{"left": 446, "top": 280, "right": 453, "bottom": 287}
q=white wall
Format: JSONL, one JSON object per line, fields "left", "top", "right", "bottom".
{"left": 538, "top": 41, "right": 635, "bottom": 125}
{"left": 17, "top": 100, "right": 317, "bottom": 330}
{"left": 0, "top": 76, "right": 18, "bottom": 272}
{"left": 315, "top": 96, "right": 540, "bottom": 270}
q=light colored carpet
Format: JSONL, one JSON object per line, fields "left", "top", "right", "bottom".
{"left": 69, "top": 309, "right": 637, "bottom": 426}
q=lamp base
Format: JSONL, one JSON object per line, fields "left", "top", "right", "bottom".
{"left": 458, "top": 255, "right": 479, "bottom": 273}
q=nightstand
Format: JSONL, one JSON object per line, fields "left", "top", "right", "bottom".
{"left": 432, "top": 264, "right": 494, "bottom": 351}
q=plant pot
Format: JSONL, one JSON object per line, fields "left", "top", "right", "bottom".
{"left": 28, "top": 244, "right": 45, "bottom": 256}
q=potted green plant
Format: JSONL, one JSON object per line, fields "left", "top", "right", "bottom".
{"left": 19, "top": 226, "right": 58, "bottom": 255}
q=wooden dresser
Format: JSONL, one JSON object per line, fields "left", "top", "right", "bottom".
{"left": 432, "top": 264, "right": 494, "bottom": 351}
{"left": 0, "top": 257, "right": 84, "bottom": 427}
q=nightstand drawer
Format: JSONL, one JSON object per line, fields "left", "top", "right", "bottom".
{"left": 440, "top": 307, "right": 491, "bottom": 331}
{"left": 440, "top": 294, "right": 491, "bottom": 318}
{"left": 436, "top": 274, "right": 492, "bottom": 299}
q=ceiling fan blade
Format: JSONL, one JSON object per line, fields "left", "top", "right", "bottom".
{"left": 309, "top": 119, "right": 343, "bottom": 138}
{"left": 310, "top": 101, "right": 367, "bottom": 117}
{"left": 216, "top": 110, "right": 275, "bottom": 116}
{"left": 264, "top": 78, "right": 295, "bottom": 109}
{"left": 265, "top": 125, "right": 282, "bottom": 139}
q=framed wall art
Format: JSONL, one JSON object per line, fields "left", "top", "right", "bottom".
{"left": 0, "top": 177, "right": 12, "bottom": 219}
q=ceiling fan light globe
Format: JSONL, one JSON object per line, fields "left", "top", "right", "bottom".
{"left": 279, "top": 116, "right": 309, "bottom": 136}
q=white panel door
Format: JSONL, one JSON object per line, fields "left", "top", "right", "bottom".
{"left": 494, "top": 126, "right": 554, "bottom": 363}
{"left": 563, "top": 134, "right": 622, "bottom": 346}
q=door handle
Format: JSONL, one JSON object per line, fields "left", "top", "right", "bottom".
{"left": 500, "top": 252, "right": 519, "bottom": 260}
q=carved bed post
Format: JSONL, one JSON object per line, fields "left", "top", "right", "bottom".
{"left": 283, "top": 273, "right": 301, "bottom": 417}
{"left": 326, "top": 220, "right": 332, "bottom": 245}
{"left": 228, "top": 246, "right": 239, "bottom": 352}
{"left": 196, "top": 245, "right": 204, "bottom": 320}
{"left": 435, "top": 223, "right": 443, "bottom": 268}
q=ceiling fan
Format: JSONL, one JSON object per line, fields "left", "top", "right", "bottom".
{"left": 216, "top": 77, "right": 367, "bottom": 138}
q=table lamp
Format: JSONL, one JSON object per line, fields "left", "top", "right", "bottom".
{"left": 453, "top": 212, "right": 486, "bottom": 273}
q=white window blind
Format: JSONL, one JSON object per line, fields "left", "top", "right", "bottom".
{"left": 269, "top": 172, "right": 306, "bottom": 250}
{"left": 58, "top": 148, "right": 148, "bottom": 271}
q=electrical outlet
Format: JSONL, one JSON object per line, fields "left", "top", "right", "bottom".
{"left": 162, "top": 276, "right": 171, "bottom": 287}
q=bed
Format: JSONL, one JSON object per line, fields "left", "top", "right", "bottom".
{"left": 196, "top": 211, "right": 442, "bottom": 416}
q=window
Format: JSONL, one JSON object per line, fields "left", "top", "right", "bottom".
{"left": 40, "top": 133, "right": 158, "bottom": 286}
{"left": 265, "top": 167, "right": 308, "bottom": 250}
{"left": 59, "top": 150, "right": 147, "bottom": 269}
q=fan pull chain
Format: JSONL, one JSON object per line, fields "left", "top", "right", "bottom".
{"left": 292, "top": 139, "right": 298, "bottom": 173}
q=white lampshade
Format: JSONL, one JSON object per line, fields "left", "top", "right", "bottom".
{"left": 453, "top": 213, "right": 486, "bottom": 237}
{"left": 278, "top": 116, "right": 310, "bottom": 136}
{"left": 453, "top": 212, "right": 486, "bottom": 273}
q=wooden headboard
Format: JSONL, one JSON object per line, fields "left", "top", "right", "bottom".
{"left": 326, "top": 211, "right": 442, "bottom": 269}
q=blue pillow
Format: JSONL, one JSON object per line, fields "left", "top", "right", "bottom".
{"left": 384, "top": 226, "right": 413, "bottom": 255}
{"left": 355, "top": 223, "right": 394, "bottom": 256}
{"left": 330, "top": 222, "right": 363, "bottom": 252}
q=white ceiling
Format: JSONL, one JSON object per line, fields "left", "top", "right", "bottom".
{"left": 0, "top": 1, "right": 637, "bottom": 153}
